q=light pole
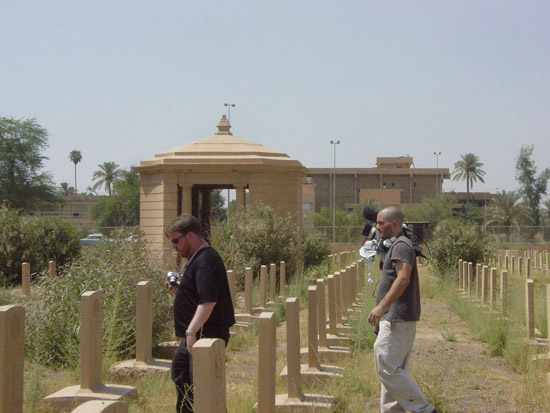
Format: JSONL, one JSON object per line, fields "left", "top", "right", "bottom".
{"left": 433, "top": 151, "right": 441, "bottom": 195}
{"left": 330, "top": 140, "right": 340, "bottom": 244}
{"left": 224, "top": 103, "right": 235, "bottom": 124}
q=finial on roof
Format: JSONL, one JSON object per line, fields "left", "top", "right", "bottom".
{"left": 215, "top": 115, "right": 232, "bottom": 135}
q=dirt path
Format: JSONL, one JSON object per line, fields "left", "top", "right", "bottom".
{"left": 409, "top": 298, "right": 522, "bottom": 413}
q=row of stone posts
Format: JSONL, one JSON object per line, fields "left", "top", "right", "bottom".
{"left": 18, "top": 260, "right": 58, "bottom": 296}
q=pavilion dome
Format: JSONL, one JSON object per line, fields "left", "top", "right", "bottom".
{"left": 137, "top": 115, "right": 305, "bottom": 171}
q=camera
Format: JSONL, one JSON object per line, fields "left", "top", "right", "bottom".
{"left": 166, "top": 271, "right": 181, "bottom": 286}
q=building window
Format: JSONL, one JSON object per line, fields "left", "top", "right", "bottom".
{"left": 413, "top": 182, "right": 417, "bottom": 188}
{"left": 396, "top": 182, "right": 401, "bottom": 188}
{"left": 375, "top": 183, "right": 379, "bottom": 188}
{"left": 396, "top": 165, "right": 402, "bottom": 168}
{"left": 391, "top": 182, "right": 395, "bottom": 187}
{"left": 383, "top": 182, "right": 386, "bottom": 189}
{"left": 302, "top": 176, "right": 313, "bottom": 184}
{"left": 358, "top": 182, "right": 362, "bottom": 189}
{"left": 325, "top": 183, "right": 329, "bottom": 191}
{"left": 302, "top": 203, "right": 313, "bottom": 211}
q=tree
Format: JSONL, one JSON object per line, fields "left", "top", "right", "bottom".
{"left": 210, "top": 189, "right": 227, "bottom": 221}
{"left": 91, "top": 170, "right": 140, "bottom": 227}
{"left": 515, "top": 145, "right": 550, "bottom": 227}
{"left": 0, "top": 117, "right": 58, "bottom": 212}
{"left": 58, "top": 182, "right": 75, "bottom": 196}
{"left": 486, "top": 190, "right": 530, "bottom": 242}
{"left": 452, "top": 153, "right": 486, "bottom": 202}
{"left": 92, "top": 161, "right": 124, "bottom": 195}
{"left": 68, "top": 150, "right": 82, "bottom": 194}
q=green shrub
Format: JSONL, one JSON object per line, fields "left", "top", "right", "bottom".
{"left": 210, "top": 203, "right": 299, "bottom": 284}
{"left": 429, "top": 218, "right": 490, "bottom": 278}
{"left": 301, "top": 228, "right": 330, "bottom": 269}
{"left": 25, "top": 228, "right": 172, "bottom": 368}
{"left": 0, "top": 205, "right": 80, "bottom": 282}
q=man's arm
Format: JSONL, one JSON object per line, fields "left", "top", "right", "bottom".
{"left": 368, "top": 260, "right": 411, "bottom": 326}
{"left": 186, "top": 302, "right": 216, "bottom": 353}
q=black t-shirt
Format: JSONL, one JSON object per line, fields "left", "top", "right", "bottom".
{"left": 375, "top": 234, "right": 421, "bottom": 322}
{"left": 173, "top": 245, "right": 236, "bottom": 338}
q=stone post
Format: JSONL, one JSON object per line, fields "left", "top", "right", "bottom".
{"left": 482, "top": 265, "right": 488, "bottom": 304}
{"left": 327, "top": 275, "right": 337, "bottom": 336}
{"left": 327, "top": 255, "right": 332, "bottom": 273}
{"left": 21, "top": 262, "right": 30, "bottom": 296}
{"left": 245, "top": 267, "right": 253, "bottom": 314}
{"left": 476, "top": 263, "right": 481, "bottom": 300}
{"left": 351, "top": 264, "right": 358, "bottom": 304}
{"left": 547, "top": 285, "right": 550, "bottom": 352}
{"left": 334, "top": 272, "right": 342, "bottom": 324}
{"left": 269, "top": 264, "right": 276, "bottom": 304}
{"left": 357, "top": 260, "right": 365, "bottom": 293}
{"left": 226, "top": 270, "right": 236, "bottom": 309}
{"left": 462, "top": 261, "right": 468, "bottom": 292}
{"left": 81, "top": 291, "right": 103, "bottom": 391}
{"left": 505, "top": 255, "right": 509, "bottom": 271}
{"left": 511, "top": 256, "right": 515, "bottom": 274}
{"left": 193, "top": 338, "right": 226, "bottom": 413}
{"left": 458, "top": 259, "right": 463, "bottom": 290}
{"left": 285, "top": 297, "right": 302, "bottom": 398}
{"left": 500, "top": 270, "right": 508, "bottom": 316}
{"left": 526, "top": 257, "right": 531, "bottom": 278}
{"left": 257, "top": 312, "right": 276, "bottom": 413}
{"left": 136, "top": 281, "right": 152, "bottom": 364}
{"left": 49, "top": 260, "right": 56, "bottom": 278}
{"left": 307, "top": 286, "right": 319, "bottom": 369}
{"left": 546, "top": 252, "right": 549, "bottom": 271}
{"left": 316, "top": 280, "right": 327, "bottom": 348}
{"left": 259, "top": 265, "right": 267, "bottom": 309}
{"left": 0, "top": 305, "right": 24, "bottom": 413}
{"left": 518, "top": 256, "right": 523, "bottom": 277}
{"left": 526, "top": 279, "right": 535, "bottom": 339}
{"left": 467, "top": 262, "right": 473, "bottom": 296}
{"left": 490, "top": 268, "right": 496, "bottom": 311}
{"left": 279, "top": 261, "right": 286, "bottom": 297}
{"left": 235, "top": 185, "right": 246, "bottom": 213}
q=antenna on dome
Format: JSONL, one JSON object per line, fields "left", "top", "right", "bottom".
{"left": 224, "top": 103, "right": 236, "bottom": 125}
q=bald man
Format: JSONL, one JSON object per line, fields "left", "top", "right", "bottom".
{"left": 368, "top": 207, "right": 436, "bottom": 413}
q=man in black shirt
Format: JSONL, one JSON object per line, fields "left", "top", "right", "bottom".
{"left": 368, "top": 207, "right": 435, "bottom": 413}
{"left": 165, "top": 214, "right": 235, "bottom": 413}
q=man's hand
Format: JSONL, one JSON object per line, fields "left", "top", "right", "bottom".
{"left": 186, "top": 334, "right": 197, "bottom": 355}
{"left": 368, "top": 304, "right": 385, "bottom": 326}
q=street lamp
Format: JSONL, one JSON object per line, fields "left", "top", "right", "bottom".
{"left": 433, "top": 152, "right": 441, "bottom": 195}
{"left": 330, "top": 140, "right": 340, "bottom": 244}
{"left": 224, "top": 103, "right": 235, "bottom": 124}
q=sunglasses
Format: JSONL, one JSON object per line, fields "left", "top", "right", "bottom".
{"left": 171, "top": 233, "right": 187, "bottom": 244}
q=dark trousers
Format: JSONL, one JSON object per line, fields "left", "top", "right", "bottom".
{"left": 171, "top": 331, "right": 230, "bottom": 413}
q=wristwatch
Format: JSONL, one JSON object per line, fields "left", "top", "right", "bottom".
{"left": 185, "top": 330, "right": 195, "bottom": 337}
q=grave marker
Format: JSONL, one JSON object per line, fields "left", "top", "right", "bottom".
{"left": 259, "top": 265, "right": 267, "bottom": 309}
{"left": 22, "top": 262, "right": 30, "bottom": 296}
{"left": 500, "top": 270, "right": 508, "bottom": 316}
{"left": 526, "top": 279, "right": 535, "bottom": 339}
{"left": 227, "top": 270, "right": 236, "bottom": 307}
{"left": 467, "top": 262, "right": 473, "bottom": 296}
{"left": 490, "top": 268, "right": 496, "bottom": 311}
{"left": 49, "top": 260, "right": 56, "bottom": 278}
{"left": 193, "top": 339, "right": 226, "bottom": 413}
{"left": 0, "top": 305, "right": 24, "bottom": 413}
{"left": 279, "top": 261, "right": 286, "bottom": 297}
{"left": 476, "top": 263, "right": 481, "bottom": 300}
{"left": 257, "top": 312, "right": 276, "bottom": 413}
{"left": 458, "top": 259, "right": 463, "bottom": 291}
{"left": 269, "top": 264, "right": 276, "bottom": 304}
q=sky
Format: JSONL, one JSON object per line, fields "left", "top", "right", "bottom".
{"left": 1, "top": 1, "right": 549, "bottom": 196}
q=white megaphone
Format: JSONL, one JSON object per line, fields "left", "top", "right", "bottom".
{"left": 359, "top": 240, "right": 377, "bottom": 283}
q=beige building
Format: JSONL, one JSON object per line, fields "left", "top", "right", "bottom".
{"left": 304, "top": 156, "right": 450, "bottom": 211}
{"left": 134, "top": 116, "right": 307, "bottom": 260}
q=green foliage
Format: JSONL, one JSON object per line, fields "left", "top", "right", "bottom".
{"left": 0, "top": 205, "right": 80, "bottom": 281}
{"left": 301, "top": 228, "right": 330, "bottom": 269}
{"left": 68, "top": 149, "right": 82, "bottom": 193}
{"left": 452, "top": 153, "right": 486, "bottom": 201}
{"left": 210, "top": 202, "right": 299, "bottom": 283}
{"left": 401, "top": 193, "right": 456, "bottom": 228}
{"left": 515, "top": 145, "right": 550, "bottom": 227}
{"left": 91, "top": 170, "right": 140, "bottom": 226}
{"left": 24, "top": 228, "right": 172, "bottom": 367}
{"left": 210, "top": 189, "right": 227, "bottom": 222}
{"left": 429, "top": 218, "right": 490, "bottom": 277}
{"left": 92, "top": 161, "right": 124, "bottom": 195}
{"left": 0, "top": 117, "right": 59, "bottom": 211}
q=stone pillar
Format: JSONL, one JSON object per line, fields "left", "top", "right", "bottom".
{"left": 527, "top": 257, "right": 531, "bottom": 278}
{"left": 81, "top": 291, "right": 103, "bottom": 391}
{"left": 351, "top": 264, "right": 358, "bottom": 304}
{"left": 136, "top": 281, "right": 152, "bottom": 364}
{"left": 357, "top": 260, "right": 365, "bottom": 293}
{"left": 49, "top": 261, "right": 56, "bottom": 278}
{"left": 482, "top": 266, "right": 488, "bottom": 304}
{"left": 462, "top": 261, "right": 468, "bottom": 292}
{"left": 539, "top": 252, "right": 543, "bottom": 270}
{"left": 257, "top": 312, "right": 276, "bottom": 413}
{"left": 490, "top": 268, "right": 496, "bottom": 311}
{"left": 307, "top": 286, "right": 319, "bottom": 369}
{"left": 546, "top": 252, "right": 549, "bottom": 271}
{"left": 180, "top": 184, "right": 193, "bottom": 215}
{"left": 316, "top": 280, "right": 327, "bottom": 348}
{"left": 467, "top": 262, "right": 473, "bottom": 296}
{"left": 244, "top": 267, "right": 253, "bottom": 314}
{"left": 518, "top": 256, "right": 523, "bottom": 277}
{"left": 500, "top": 270, "right": 508, "bottom": 316}
{"left": 226, "top": 270, "right": 236, "bottom": 308}
{"left": 269, "top": 264, "right": 276, "bottom": 304}
{"left": 193, "top": 338, "right": 226, "bottom": 413}
{"left": 334, "top": 272, "right": 342, "bottom": 324}
{"left": 0, "top": 305, "right": 24, "bottom": 413}
{"left": 526, "top": 279, "right": 535, "bottom": 339}
{"left": 505, "top": 255, "right": 509, "bottom": 271}
{"left": 511, "top": 256, "right": 515, "bottom": 274}
{"left": 458, "top": 259, "right": 463, "bottom": 290}
{"left": 21, "top": 262, "right": 30, "bottom": 296}
{"left": 259, "top": 265, "right": 267, "bottom": 309}
{"left": 327, "top": 255, "right": 332, "bottom": 274}
{"left": 327, "top": 275, "right": 337, "bottom": 336}
{"left": 279, "top": 261, "right": 286, "bottom": 297}
{"left": 285, "top": 297, "right": 302, "bottom": 399}
{"left": 547, "top": 285, "right": 550, "bottom": 352}
{"left": 476, "top": 263, "right": 481, "bottom": 300}
{"left": 235, "top": 185, "right": 246, "bottom": 213}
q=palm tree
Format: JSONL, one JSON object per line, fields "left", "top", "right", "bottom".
{"left": 452, "top": 153, "right": 486, "bottom": 202}
{"left": 58, "top": 182, "right": 75, "bottom": 196}
{"left": 486, "top": 190, "right": 530, "bottom": 242}
{"left": 69, "top": 150, "right": 82, "bottom": 194}
{"left": 92, "top": 161, "right": 124, "bottom": 195}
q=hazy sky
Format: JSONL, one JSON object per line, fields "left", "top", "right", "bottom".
{"left": 2, "top": 1, "right": 548, "bottom": 196}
